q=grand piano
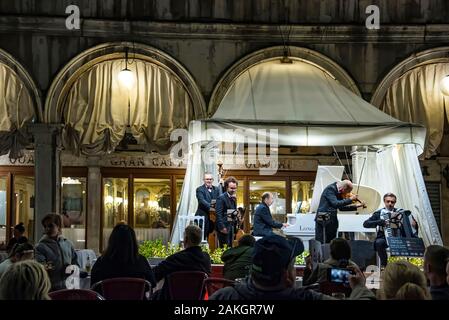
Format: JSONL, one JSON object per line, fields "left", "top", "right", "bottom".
{"left": 283, "top": 166, "right": 380, "bottom": 249}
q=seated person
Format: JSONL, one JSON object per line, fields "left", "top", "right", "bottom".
{"left": 253, "top": 192, "right": 287, "bottom": 237}
{"left": 0, "top": 223, "right": 28, "bottom": 254}
{"left": 423, "top": 245, "right": 449, "bottom": 300}
{"left": 210, "top": 234, "right": 375, "bottom": 300}
{"left": 152, "top": 225, "right": 211, "bottom": 300}
{"left": 302, "top": 238, "right": 359, "bottom": 286}
{"left": 363, "top": 193, "right": 418, "bottom": 267}
{"left": 222, "top": 235, "right": 255, "bottom": 280}
{"left": 91, "top": 223, "right": 156, "bottom": 288}
{"left": 378, "top": 261, "right": 430, "bottom": 300}
{"left": 0, "top": 242, "right": 34, "bottom": 278}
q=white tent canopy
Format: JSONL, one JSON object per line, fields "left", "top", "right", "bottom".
{"left": 170, "top": 58, "right": 440, "bottom": 246}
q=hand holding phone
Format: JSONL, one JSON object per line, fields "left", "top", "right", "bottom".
{"left": 327, "top": 267, "right": 353, "bottom": 285}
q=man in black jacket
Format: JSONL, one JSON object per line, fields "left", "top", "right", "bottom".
{"left": 253, "top": 192, "right": 287, "bottom": 237}
{"left": 315, "top": 180, "right": 364, "bottom": 244}
{"left": 215, "top": 176, "right": 238, "bottom": 248}
{"left": 210, "top": 234, "right": 374, "bottom": 300}
{"left": 363, "top": 192, "right": 418, "bottom": 267}
{"left": 152, "top": 225, "right": 211, "bottom": 300}
{"left": 195, "top": 173, "right": 221, "bottom": 240}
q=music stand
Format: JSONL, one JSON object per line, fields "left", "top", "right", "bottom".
{"left": 316, "top": 212, "right": 331, "bottom": 244}
{"left": 227, "top": 209, "right": 238, "bottom": 247}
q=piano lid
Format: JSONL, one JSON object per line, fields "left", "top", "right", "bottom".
{"left": 309, "top": 166, "right": 344, "bottom": 213}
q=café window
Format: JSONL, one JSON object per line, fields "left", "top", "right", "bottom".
{"left": 61, "top": 177, "right": 87, "bottom": 249}
{"left": 103, "top": 178, "right": 129, "bottom": 246}
{"left": 13, "top": 176, "right": 35, "bottom": 242}
{"left": 0, "top": 176, "right": 6, "bottom": 244}
{"left": 133, "top": 178, "right": 171, "bottom": 243}
{"left": 291, "top": 180, "right": 314, "bottom": 213}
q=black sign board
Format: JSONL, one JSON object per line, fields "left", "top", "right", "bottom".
{"left": 387, "top": 237, "right": 425, "bottom": 257}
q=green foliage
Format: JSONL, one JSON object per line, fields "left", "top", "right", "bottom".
{"left": 202, "top": 245, "right": 228, "bottom": 264}
{"left": 138, "top": 239, "right": 226, "bottom": 263}
{"left": 138, "top": 238, "right": 182, "bottom": 259}
{"left": 295, "top": 250, "right": 309, "bottom": 265}
{"left": 387, "top": 256, "right": 424, "bottom": 268}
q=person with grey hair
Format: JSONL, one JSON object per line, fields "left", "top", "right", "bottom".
{"left": 151, "top": 225, "right": 211, "bottom": 300}
{"left": 0, "top": 260, "right": 51, "bottom": 300}
{"left": 253, "top": 192, "right": 288, "bottom": 237}
{"left": 314, "top": 180, "right": 364, "bottom": 244}
{"left": 195, "top": 172, "right": 221, "bottom": 240}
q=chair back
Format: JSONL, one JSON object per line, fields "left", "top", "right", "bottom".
{"left": 49, "top": 289, "right": 104, "bottom": 300}
{"left": 92, "top": 277, "right": 151, "bottom": 300}
{"left": 203, "top": 277, "right": 235, "bottom": 299}
{"left": 167, "top": 271, "right": 208, "bottom": 300}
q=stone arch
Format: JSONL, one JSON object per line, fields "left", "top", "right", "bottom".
{"left": 44, "top": 41, "right": 206, "bottom": 123}
{"left": 371, "top": 46, "right": 449, "bottom": 107}
{"left": 208, "top": 46, "right": 361, "bottom": 116}
{"left": 0, "top": 48, "right": 43, "bottom": 122}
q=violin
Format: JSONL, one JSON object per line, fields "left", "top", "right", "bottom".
{"left": 341, "top": 192, "right": 367, "bottom": 209}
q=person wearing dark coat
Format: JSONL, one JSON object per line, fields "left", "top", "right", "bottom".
{"left": 222, "top": 235, "right": 255, "bottom": 280}
{"left": 423, "top": 245, "right": 449, "bottom": 300}
{"left": 314, "top": 180, "right": 363, "bottom": 244}
{"left": 152, "top": 225, "right": 211, "bottom": 300}
{"left": 252, "top": 192, "right": 286, "bottom": 237}
{"left": 2, "top": 222, "right": 28, "bottom": 254}
{"left": 215, "top": 177, "right": 238, "bottom": 248}
{"left": 210, "top": 234, "right": 375, "bottom": 300}
{"left": 363, "top": 192, "right": 418, "bottom": 267}
{"left": 195, "top": 173, "right": 221, "bottom": 239}
{"left": 90, "top": 224, "right": 156, "bottom": 288}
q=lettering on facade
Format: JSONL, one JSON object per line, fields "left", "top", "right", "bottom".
{"left": 109, "top": 157, "right": 145, "bottom": 167}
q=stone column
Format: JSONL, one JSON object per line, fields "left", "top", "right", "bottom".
{"left": 86, "top": 157, "right": 102, "bottom": 254}
{"left": 29, "top": 124, "right": 61, "bottom": 244}
{"left": 437, "top": 157, "right": 449, "bottom": 246}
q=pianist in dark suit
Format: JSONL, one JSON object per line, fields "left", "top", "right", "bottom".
{"left": 363, "top": 193, "right": 418, "bottom": 267}
{"left": 195, "top": 173, "right": 221, "bottom": 240}
{"left": 253, "top": 192, "right": 287, "bottom": 237}
{"left": 215, "top": 177, "right": 238, "bottom": 248}
{"left": 314, "top": 180, "right": 364, "bottom": 244}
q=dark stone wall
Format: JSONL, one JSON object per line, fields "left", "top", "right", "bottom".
{"left": 1, "top": 0, "right": 449, "bottom": 23}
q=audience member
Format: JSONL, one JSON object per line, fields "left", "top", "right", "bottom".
{"left": 210, "top": 234, "right": 374, "bottom": 300}
{"left": 0, "top": 242, "right": 34, "bottom": 278}
{"left": 378, "top": 261, "right": 430, "bottom": 300}
{"left": 0, "top": 222, "right": 28, "bottom": 254}
{"left": 90, "top": 223, "right": 156, "bottom": 287}
{"left": 222, "top": 234, "right": 255, "bottom": 280}
{"left": 152, "top": 225, "right": 211, "bottom": 300}
{"left": 302, "top": 238, "right": 359, "bottom": 286}
{"left": 424, "top": 245, "right": 449, "bottom": 300}
{"left": 0, "top": 260, "right": 51, "bottom": 300}
{"left": 35, "top": 213, "right": 78, "bottom": 291}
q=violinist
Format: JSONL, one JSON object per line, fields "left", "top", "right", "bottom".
{"left": 314, "top": 180, "right": 365, "bottom": 244}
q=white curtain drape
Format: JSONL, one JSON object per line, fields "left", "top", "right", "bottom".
{"left": 353, "top": 144, "right": 442, "bottom": 246}
{"left": 62, "top": 59, "right": 194, "bottom": 155}
{"left": 0, "top": 64, "right": 35, "bottom": 159}
{"left": 379, "top": 62, "right": 449, "bottom": 158}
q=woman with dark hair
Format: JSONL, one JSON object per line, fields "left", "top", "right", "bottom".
{"left": 90, "top": 223, "right": 156, "bottom": 287}
{"left": 2, "top": 222, "right": 28, "bottom": 254}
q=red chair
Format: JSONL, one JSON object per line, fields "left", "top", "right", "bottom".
{"left": 91, "top": 277, "right": 152, "bottom": 300}
{"left": 49, "top": 289, "right": 105, "bottom": 300}
{"left": 167, "top": 271, "right": 208, "bottom": 300}
{"left": 203, "top": 277, "right": 235, "bottom": 300}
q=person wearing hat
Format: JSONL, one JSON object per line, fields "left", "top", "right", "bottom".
{"left": 210, "top": 234, "right": 375, "bottom": 300}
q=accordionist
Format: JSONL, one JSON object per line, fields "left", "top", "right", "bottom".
{"left": 363, "top": 192, "right": 419, "bottom": 267}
